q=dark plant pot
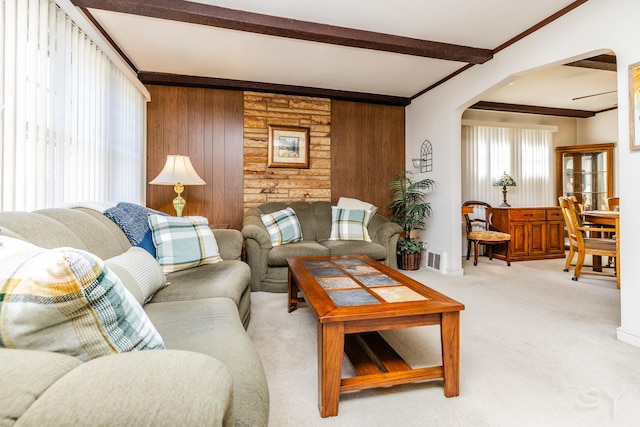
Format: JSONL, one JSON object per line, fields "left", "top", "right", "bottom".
{"left": 397, "top": 252, "right": 422, "bottom": 270}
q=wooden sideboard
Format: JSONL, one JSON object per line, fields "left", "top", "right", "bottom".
{"left": 490, "top": 207, "right": 565, "bottom": 261}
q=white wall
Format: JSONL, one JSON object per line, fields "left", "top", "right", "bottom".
{"left": 577, "top": 109, "right": 620, "bottom": 194}
{"left": 406, "top": 0, "right": 640, "bottom": 347}
{"left": 577, "top": 109, "right": 618, "bottom": 145}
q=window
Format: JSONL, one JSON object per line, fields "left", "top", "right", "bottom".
{"left": 462, "top": 124, "right": 555, "bottom": 207}
{"left": 1, "top": 0, "right": 148, "bottom": 211}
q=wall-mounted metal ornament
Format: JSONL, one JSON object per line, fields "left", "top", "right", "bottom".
{"left": 411, "top": 139, "right": 433, "bottom": 173}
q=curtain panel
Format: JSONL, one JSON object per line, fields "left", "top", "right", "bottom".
{"left": 1, "top": 0, "right": 147, "bottom": 211}
{"left": 462, "top": 125, "right": 555, "bottom": 208}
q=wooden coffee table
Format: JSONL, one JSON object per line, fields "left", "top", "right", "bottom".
{"left": 287, "top": 255, "right": 465, "bottom": 417}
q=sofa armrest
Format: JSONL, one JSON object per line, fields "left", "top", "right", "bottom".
{"left": 241, "top": 223, "right": 272, "bottom": 248}
{"left": 213, "top": 228, "right": 244, "bottom": 260}
{"left": 371, "top": 221, "right": 403, "bottom": 244}
{"left": 368, "top": 215, "right": 403, "bottom": 270}
{"left": 17, "top": 350, "right": 234, "bottom": 427}
{"left": 242, "top": 223, "right": 273, "bottom": 291}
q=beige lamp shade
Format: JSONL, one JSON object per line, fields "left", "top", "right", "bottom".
{"left": 150, "top": 155, "right": 205, "bottom": 216}
{"left": 149, "top": 155, "right": 206, "bottom": 185}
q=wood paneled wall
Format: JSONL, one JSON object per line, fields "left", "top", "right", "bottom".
{"left": 146, "top": 85, "right": 244, "bottom": 229}
{"left": 146, "top": 87, "right": 405, "bottom": 229}
{"left": 331, "top": 100, "right": 405, "bottom": 217}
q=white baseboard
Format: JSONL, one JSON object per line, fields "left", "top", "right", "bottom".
{"left": 444, "top": 267, "right": 464, "bottom": 276}
{"left": 617, "top": 327, "right": 640, "bottom": 348}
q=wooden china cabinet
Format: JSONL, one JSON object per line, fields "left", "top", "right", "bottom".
{"left": 555, "top": 143, "right": 615, "bottom": 211}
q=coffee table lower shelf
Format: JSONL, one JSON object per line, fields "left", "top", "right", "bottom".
{"left": 342, "top": 332, "right": 444, "bottom": 392}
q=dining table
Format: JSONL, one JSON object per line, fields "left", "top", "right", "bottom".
{"left": 582, "top": 210, "right": 619, "bottom": 227}
{"left": 582, "top": 210, "right": 620, "bottom": 271}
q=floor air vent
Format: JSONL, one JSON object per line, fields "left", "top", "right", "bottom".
{"left": 425, "top": 249, "right": 443, "bottom": 272}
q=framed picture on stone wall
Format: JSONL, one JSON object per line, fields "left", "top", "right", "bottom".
{"left": 630, "top": 61, "right": 640, "bottom": 150}
{"left": 268, "top": 125, "right": 310, "bottom": 168}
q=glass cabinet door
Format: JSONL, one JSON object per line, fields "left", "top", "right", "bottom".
{"left": 556, "top": 143, "right": 614, "bottom": 211}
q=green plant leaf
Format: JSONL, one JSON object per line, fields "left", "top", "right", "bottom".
{"left": 396, "top": 237, "right": 425, "bottom": 254}
{"left": 387, "top": 170, "right": 437, "bottom": 238}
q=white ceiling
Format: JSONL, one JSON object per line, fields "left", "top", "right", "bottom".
{"left": 92, "top": 9, "right": 463, "bottom": 98}
{"left": 79, "top": 0, "right": 615, "bottom": 112}
{"left": 483, "top": 61, "right": 618, "bottom": 112}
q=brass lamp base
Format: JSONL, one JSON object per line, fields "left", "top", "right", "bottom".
{"left": 172, "top": 183, "right": 186, "bottom": 216}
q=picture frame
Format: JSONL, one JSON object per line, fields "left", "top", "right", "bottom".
{"left": 629, "top": 61, "right": 640, "bottom": 150}
{"left": 268, "top": 125, "right": 310, "bottom": 168}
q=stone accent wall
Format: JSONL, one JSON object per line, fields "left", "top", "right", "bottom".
{"left": 243, "top": 92, "right": 331, "bottom": 210}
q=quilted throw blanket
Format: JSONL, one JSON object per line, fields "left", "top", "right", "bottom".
{"left": 104, "top": 202, "right": 166, "bottom": 255}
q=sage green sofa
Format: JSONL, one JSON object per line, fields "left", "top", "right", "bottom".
{"left": 242, "top": 201, "right": 403, "bottom": 292}
{"left": 0, "top": 207, "right": 269, "bottom": 427}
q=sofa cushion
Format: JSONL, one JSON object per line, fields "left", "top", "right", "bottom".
{"left": 329, "top": 206, "right": 372, "bottom": 241}
{"left": 145, "top": 298, "right": 269, "bottom": 427}
{"left": 267, "top": 241, "right": 330, "bottom": 267}
{"left": 258, "top": 202, "right": 320, "bottom": 242}
{"left": 16, "top": 350, "right": 234, "bottom": 427}
{"left": 36, "top": 208, "right": 129, "bottom": 260}
{"left": 321, "top": 240, "right": 387, "bottom": 260}
{"left": 151, "top": 261, "right": 250, "bottom": 308}
{"left": 148, "top": 214, "right": 222, "bottom": 273}
{"left": 260, "top": 207, "right": 303, "bottom": 246}
{"left": 0, "top": 348, "right": 83, "bottom": 425}
{"left": 71, "top": 207, "right": 132, "bottom": 253}
{"left": 105, "top": 247, "right": 167, "bottom": 305}
{"left": 0, "top": 236, "right": 165, "bottom": 361}
{"left": 0, "top": 212, "right": 88, "bottom": 252}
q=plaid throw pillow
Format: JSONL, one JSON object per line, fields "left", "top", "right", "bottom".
{"left": 148, "top": 214, "right": 222, "bottom": 273}
{"left": 0, "top": 236, "right": 165, "bottom": 361}
{"left": 329, "top": 206, "right": 372, "bottom": 241}
{"left": 260, "top": 207, "right": 303, "bottom": 246}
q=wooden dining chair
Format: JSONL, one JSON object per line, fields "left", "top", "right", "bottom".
{"left": 462, "top": 201, "right": 511, "bottom": 266}
{"left": 605, "top": 196, "right": 619, "bottom": 266}
{"left": 607, "top": 197, "right": 620, "bottom": 212}
{"left": 558, "top": 196, "right": 619, "bottom": 288}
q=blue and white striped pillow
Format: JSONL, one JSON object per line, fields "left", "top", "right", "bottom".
{"left": 148, "top": 214, "right": 222, "bottom": 273}
{"left": 260, "top": 207, "right": 303, "bottom": 246}
{"left": 0, "top": 236, "right": 165, "bottom": 361}
{"left": 329, "top": 206, "right": 372, "bottom": 241}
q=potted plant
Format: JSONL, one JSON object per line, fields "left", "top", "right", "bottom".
{"left": 388, "top": 171, "right": 436, "bottom": 270}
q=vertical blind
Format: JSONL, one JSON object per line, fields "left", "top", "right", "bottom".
{"left": 462, "top": 125, "right": 555, "bottom": 207}
{"left": 1, "top": 0, "right": 147, "bottom": 211}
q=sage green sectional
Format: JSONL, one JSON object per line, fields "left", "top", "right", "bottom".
{"left": 0, "top": 207, "right": 269, "bottom": 427}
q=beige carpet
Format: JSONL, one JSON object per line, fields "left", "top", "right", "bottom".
{"left": 247, "top": 257, "right": 640, "bottom": 427}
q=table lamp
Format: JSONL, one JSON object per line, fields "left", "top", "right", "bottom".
{"left": 493, "top": 172, "right": 516, "bottom": 207}
{"left": 150, "top": 155, "right": 205, "bottom": 216}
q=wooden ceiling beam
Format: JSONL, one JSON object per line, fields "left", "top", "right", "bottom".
{"left": 138, "top": 71, "right": 412, "bottom": 106}
{"left": 565, "top": 54, "right": 617, "bottom": 72}
{"left": 70, "top": 0, "right": 492, "bottom": 64}
{"left": 469, "top": 101, "right": 596, "bottom": 118}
